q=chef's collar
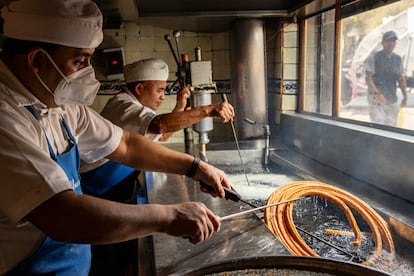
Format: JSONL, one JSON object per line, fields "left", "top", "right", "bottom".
{"left": 34, "top": 105, "right": 65, "bottom": 117}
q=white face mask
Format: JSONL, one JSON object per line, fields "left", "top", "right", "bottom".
{"left": 34, "top": 51, "right": 101, "bottom": 106}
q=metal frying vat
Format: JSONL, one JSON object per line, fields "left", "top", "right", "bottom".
{"left": 182, "top": 256, "right": 392, "bottom": 276}
{"left": 139, "top": 142, "right": 414, "bottom": 275}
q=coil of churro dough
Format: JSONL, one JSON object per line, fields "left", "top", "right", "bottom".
{"left": 264, "top": 181, "right": 395, "bottom": 265}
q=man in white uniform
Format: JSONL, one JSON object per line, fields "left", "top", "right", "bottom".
{"left": 80, "top": 58, "right": 235, "bottom": 274}
{"left": 80, "top": 58, "right": 234, "bottom": 199}
{"left": 105, "top": 58, "right": 234, "bottom": 142}
{"left": 0, "top": 0, "right": 230, "bottom": 275}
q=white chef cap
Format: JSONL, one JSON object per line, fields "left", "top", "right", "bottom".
{"left": 1, "top": 0, "right": 103, "bottom": 48}
{"left": 123, "top": 58, "right": 169, "bottom": 83}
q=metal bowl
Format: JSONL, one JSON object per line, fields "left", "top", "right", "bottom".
{"left": 181, "top": 256, "right": 392, "bottom": 276}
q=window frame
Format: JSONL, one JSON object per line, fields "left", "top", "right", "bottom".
{"left": 298, "top": 0, "right": 414, "bottom": 136}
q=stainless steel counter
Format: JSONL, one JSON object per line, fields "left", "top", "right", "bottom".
{"left": 140, "top": 171, "right": 290, "bottom": 276}
{"left": 136, "top": 143, "right": 414, "bottom": 275}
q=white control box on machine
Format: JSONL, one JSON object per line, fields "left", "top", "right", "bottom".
{"left": 190, "top": 61, "right": 212, "bottom": 86}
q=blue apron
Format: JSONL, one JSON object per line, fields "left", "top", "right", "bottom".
{"left": 80, "top": 160, "right": 136, "bottom": 197}
{"left": 8, "top": 108, "right": 91, "bottom": 275}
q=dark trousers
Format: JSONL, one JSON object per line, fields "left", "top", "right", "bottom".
{"left": 83, "top": 171, "right": 141, "bottom": 276}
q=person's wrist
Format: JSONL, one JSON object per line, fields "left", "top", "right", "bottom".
{"left": 185, "top": 156, "right": 200, "bottom": 177}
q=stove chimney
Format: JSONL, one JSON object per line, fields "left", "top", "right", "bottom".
{"left": 230, "top": 19, "right": 268, "bottom": 140}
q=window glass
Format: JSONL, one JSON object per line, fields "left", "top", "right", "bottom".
{"left": 303, "top": 9, "right": 335, "bottom": 115}
{"left": 339, "top": 0, "right": 414, "bottom": 129}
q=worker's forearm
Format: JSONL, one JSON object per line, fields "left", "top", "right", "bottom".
{"left": 79, "top": 202, "right": 176, "bottom": 244}
{"left": 109, "top": 131, "right": 194, "bottom": 175}
{"left": 28, "top": 190, "right": 220, "bottom": 245}
{"left": 108, "top": 131, "right": 229, "bottom": 198}
{"left": 149, "top": 106, "right": 211, "bottom": 134}
{"left": 70, "top": 195, "right": 173, "bottom": 243}
{"left": 171, "top": 102, "right": 186, "bottom": 113}
{"left": 27, "top": 191, "right": 190, "bottom": 244}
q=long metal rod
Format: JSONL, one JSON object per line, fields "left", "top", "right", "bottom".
{"left": 230, "top": 121, "right": 251, "bottom": 185}
{"left": 220, "top": 197, "right": 304, "bottom": 221}
{"left": 222, "top": 93, "right": 250, "bottom": 186}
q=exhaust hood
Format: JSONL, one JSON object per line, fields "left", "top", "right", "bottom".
{"left": 94, "top": 0, "right": 312, "bottom": 32}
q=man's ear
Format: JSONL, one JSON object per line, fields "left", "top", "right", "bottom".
{"left": 135, "top": 83, "right": 143, "bottom": 96}
{"left": 27, "top": 49, "right": 45, "bottom": 73}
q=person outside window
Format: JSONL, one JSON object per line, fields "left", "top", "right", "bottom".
{"left": 365, "top": 30, "right": 408, "bottom": 126}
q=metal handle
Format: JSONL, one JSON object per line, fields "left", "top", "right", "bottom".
{"left": 164, "top": 34, "right": 179, "bottom": 66}
{"left": 200, "top": 182, "right": 241, "bottom": 202}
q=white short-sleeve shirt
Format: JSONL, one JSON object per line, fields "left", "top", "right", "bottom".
{"left": 100, "top": 91, "right": 160, "bottom": 141}
{"left": 80, "top": 91, "right": 160, "bottom": 173}
{"left": 0, "top": 59, "right": 123, "bottom": 274}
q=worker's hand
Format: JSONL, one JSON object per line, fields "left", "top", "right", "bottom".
{"left": 191, "top": 160, "right": 231, "bottom": 199}
{"left": 175, "top": 87, "right": 191, "bottom": 111}
{"left": 165, "top": 202, "right": 220, "bottom": 243}
{"left": 209, "top": 102, "right": 235, "bottom": 123}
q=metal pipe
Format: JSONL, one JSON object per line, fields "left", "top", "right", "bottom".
{"left": 244, "top": 117, "right": 270, "bottom": 165}
{"left": 230, "top": 19, "right": 267, "bottom": 139}
{"left": 243, "top": 118, "right": 256, "bottom": 125}
{"left": 199, "top": 134, "right": 208, "bottom": 162}
{"left": 263, "top": 124, "right": 270, "bottom": 165}
{"left": 184, "top": 127, "right": 194, "bottom": 155}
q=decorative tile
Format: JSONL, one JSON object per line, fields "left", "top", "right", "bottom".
{"left": 283, "top": 80, "right": 298, "bottom": 94}
{"left": 98, "top": 82, "right": 125, "bottom": 95}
